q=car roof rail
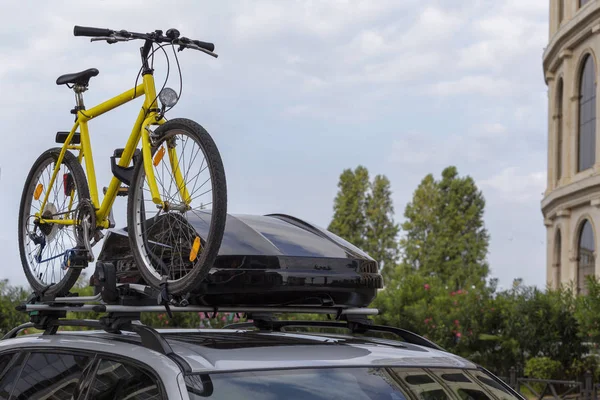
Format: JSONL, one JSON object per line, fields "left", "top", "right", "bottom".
{"left": 4, "top": 307, "right": 192, "bottom": 372}
{"left": 223, "top": 319, "right": 445, "bottom": 351}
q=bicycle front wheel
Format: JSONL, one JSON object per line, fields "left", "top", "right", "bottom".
{"left": 127, "top": 118, "right": 227, "bottom": 295}
{"left": 18, "top": 148, "right": 90, "bottom": 296}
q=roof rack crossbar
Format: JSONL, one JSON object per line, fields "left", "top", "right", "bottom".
{"left": 223, "top": 320, "right": 445, "bottom": 351}
{"left": 42, "top": 319, "right": 104, "bottom": 335}
{"left": 18, "top": 303, "right": 379, "bottom": 316}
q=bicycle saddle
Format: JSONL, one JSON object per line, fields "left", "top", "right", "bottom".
{"left": 56, "top": 68, "right": 99, "bottom": 86}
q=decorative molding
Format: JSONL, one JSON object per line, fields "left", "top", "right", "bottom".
{"left": 592, "top": 24, "right": 600, "bottom": 34}
{"left": 544, "top": 218, "right": 554, "bottom": 227}
{"left": 556, "top": 209, "right": 571, "bottom": 218}
{"left": 544, "top": 1, "right": 600, "bottom": 73}
{"left": 559, "top": 49, "right": 573, "bottom": 59}
{"left": 546, "top": 72, "right": 556, "bottom": 82}
{"left": 591, "top": 198, "right": 600, "bottom": 207}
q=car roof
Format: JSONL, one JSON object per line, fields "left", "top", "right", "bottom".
{"left": 0, "top": 328, "right": 477, "bottom": 373}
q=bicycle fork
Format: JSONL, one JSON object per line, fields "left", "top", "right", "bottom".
{"left": 142, "top": 122, "right": 192, "bottom": 211}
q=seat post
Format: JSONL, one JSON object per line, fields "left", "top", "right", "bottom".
{"left": 73, "top": 84, "right": 87, "bottom": 110}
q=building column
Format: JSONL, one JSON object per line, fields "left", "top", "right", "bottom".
{"left": 565, "top": 0, "right": 578, "bottom": 21}
{"left": 550, "top": 0, "right": 558, "bottom": 38}
{"left": 548, "top": 77, "right": 557, "bottom": 191}
{"left": 558, "top": 51, "right": 575, "bottom": 183}
{"left": 546, "top": 220, "right": 554, "bottom": 287}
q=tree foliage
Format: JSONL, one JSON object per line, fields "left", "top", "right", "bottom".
{"left": 373, "top": 270, "right": 592, "bottom": 379}
{"left": 0, "top": 280, "right": 28, "bottom": 334}
{"left": 365, "top": 175, "right": 400, "bottom": 278}
{"left": 328, "top": 166, "right": 399, "bottom": 274}
{"left": 328, "top": 166, "right": 370, "bottom": 249}
{"left": 400, "top": 166, "right": 489, "bottom": 290}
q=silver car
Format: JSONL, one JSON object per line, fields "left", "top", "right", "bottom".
{"left": 0, "top": 317, "right": 524, "bottom": 400}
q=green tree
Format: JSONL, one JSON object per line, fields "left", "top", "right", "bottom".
{"left": 400, "top": 174, "right": 438, "bottom": 275}
{"left": 328, "top": 166, "right": 370, "bottom": 249}
{"left": 0, "top": 280, "right": 28, "bottom": 335}
{"left": 365, "top": 175, "right": 399, "bottom": 278}
{"left": 399, "top": 166, "right": 489, "bottom": 290}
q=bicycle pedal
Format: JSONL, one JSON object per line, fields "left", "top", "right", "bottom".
{"left": 116, "top": 186, "right": 129, "bottom": 196}
{"left": 61, "top": 248, "right": 90, "bottom": 270}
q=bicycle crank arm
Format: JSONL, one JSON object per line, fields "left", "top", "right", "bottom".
{"left": 81, "top": 219, "right": 95, "bottom": 262}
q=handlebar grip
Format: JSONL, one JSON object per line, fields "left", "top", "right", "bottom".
{"left": 192, "top": 40, "right": 215, "bottom": 52}
{"left": 73, "top": 25, "right": 113, "bottom": 37}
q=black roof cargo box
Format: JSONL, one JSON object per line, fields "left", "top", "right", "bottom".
{"left": 97, "top": 213, "right": 383, "bottom": 308}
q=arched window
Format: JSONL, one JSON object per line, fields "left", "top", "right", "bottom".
{"left": 578, "top": 54, "right": 596, "bottom": 172}
{"left": 556, "top": 78, "right": 563, "bottom": 182}
{"left": 554, "top": 230, "right": 562, "bottom": 289}
{"left": 578, "top": 220, "right": 595, "bottom": 295}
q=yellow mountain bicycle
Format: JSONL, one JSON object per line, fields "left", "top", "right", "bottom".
{"left": 18, "top": 26, "right": 227, "bottom": 297}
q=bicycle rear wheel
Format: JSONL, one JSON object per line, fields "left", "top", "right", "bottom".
{"left": 18, "top": 148, "right": 89, "bottom": 296}
{"left": 127, "top": 118, "right": 227, "bottom": 295}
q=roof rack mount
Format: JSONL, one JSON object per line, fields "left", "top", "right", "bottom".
{"left": 11, "top": 283, "right": 447, "bottom": 355}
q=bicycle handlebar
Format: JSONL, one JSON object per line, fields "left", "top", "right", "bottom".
{"left": 74, "top": 26, "right": 113, "bottom": 37}
{"left": 72, "top": 25, "right": 216, "bottom": 55}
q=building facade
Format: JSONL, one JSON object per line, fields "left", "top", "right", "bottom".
{"left": 542, "top": 0, "right": 600, "bottom": 294}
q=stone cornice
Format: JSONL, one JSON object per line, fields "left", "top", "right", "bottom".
{"left": 544, "top": 1, "right": 600, "bottom": 81}
{"left": 542, "top": 172, "right": 600, "bottom": 217}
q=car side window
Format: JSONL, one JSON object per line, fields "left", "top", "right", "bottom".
{"left": 0, "top": 353, "right": 24, "bottom": 400}
{"left": 9, "top": 351, "right": 93, "bottom": 400}
{"left": 87, "top": 359, "right": 161, "bottom": 400}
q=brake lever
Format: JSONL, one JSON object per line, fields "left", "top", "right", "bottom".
{"left": 180, "top": 42, "right": 219, "bottom": 58}
{"left": 90, "top": 36, "right": 132, "bottom": 44}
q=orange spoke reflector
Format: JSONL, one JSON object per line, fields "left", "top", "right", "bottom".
{"left": 189, "top": 236, "right": 202, "bottom": 262}
{"left": 153, "top": 146, "right": 166, "bottom": 167}
{"left": 34, "top": 184, "right": 44, "bottom": 200}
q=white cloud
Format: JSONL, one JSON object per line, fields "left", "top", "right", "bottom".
{"left": 232, "top": 0, "right": 417, "bottom": 40}
{"left": 429, "top": 75, "right": 517, "bottom": 97}
{"left": 479, "top": 167, "right": 546, "bottom": 204}
{"left": 475, "top": 122, "right": 508, "bottom": 137}
{"left": 400, "top": 6, "right": 463, "bottom": 48}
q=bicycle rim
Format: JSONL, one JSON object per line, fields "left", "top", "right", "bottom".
{"left": 129, "top": 122, "right": 226, "bottom": 291}
{"left": 19, "top": 150, "right": 87, "bottom": 290}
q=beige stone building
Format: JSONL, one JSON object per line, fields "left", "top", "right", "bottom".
{"left": 543, "top": 0, "right": 600, "bottom": 293}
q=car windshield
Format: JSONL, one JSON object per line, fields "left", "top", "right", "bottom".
{"left": 185, "top": 367, "right": 519, "bottom": 400}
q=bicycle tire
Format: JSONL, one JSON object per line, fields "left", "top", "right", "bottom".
{"left": 127, "top": 118, "right": 227, "bottom": 295}
{"left": 18, "top": 148, "right": 90, "bottom": 297}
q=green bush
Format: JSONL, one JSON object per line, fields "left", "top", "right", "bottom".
{"left": 524, "top": 357, "right": 562, "bottom": 380}
{"left": 567, "top": 355, "right": 600, "bottom": 382}
{"left": 524, "top": 357, "right": 563, "bottom": 395}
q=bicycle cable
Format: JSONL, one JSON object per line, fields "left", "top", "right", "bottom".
{"left": 165, "top": 43, "right": 183, "bottom": 115}
{"left": 146, "top": 42, "right": 171, "bottom": 120}
{"left": 132, "top": 42, "right": 170, "bottom": 103}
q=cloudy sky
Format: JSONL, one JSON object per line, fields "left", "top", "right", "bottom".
{"left": 0, "top": 0, "right": 548, "bottom": 291}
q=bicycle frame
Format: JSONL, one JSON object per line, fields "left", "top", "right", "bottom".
{"left": 36, "top": 72, "right": 176, "bottom": 229}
